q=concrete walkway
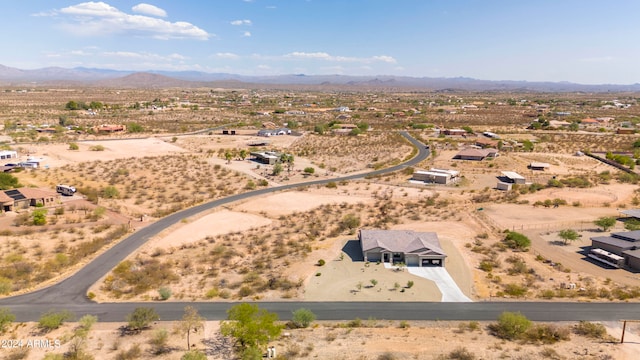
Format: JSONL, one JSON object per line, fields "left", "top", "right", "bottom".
{"left": 385, "top": 264, "right": 472, "bottom": 302}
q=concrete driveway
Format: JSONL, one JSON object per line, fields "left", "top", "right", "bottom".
{"left": 406, "top": 266, "right": 472, "bottom": 302}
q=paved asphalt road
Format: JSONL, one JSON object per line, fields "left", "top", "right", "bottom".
{"left": 3, "top": 132, "right": 640, "bottom": 323}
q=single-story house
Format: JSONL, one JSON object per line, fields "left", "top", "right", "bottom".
{"left": 413, "top": 168, "right": 460, "bottom": 185}
{"left": 617, "top": 128, "right": 635, "bottom": 135}
{"left": 443, "top": 129, "right": 467, "bottom": 137}
{"left": 250, "top": 151, "right": 280, "bottom": 165}
{"left": 528, "top": 162, "right": 550, "bottom": 171}
{"left": 93, "top": 124, "right": 125, "bottom": 133}
{"left": 453, "top": 148, "right": 498, "bottom": 161}
{"left": 1, "top": 187, "right": 59, "bottom": 212}
{"left": 258, "top": 128, "right": 290, "bottom": 137}
{"left": 359, "top": 229, "right": 447, "bottom": 267}
{"left": 590, "top": 230, "right": 640, "bottom": 271}
{"left": 475, "top": 138, "right": 499, "bottom": 149}
{"left": 501, "top": 171, "right": 526, "bottom": 185}
{"left": 0, "top": 150, "right": 18, "bottom": 160}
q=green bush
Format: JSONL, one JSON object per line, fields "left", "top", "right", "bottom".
{"left": 574, "top": 321, "right": 608, "bottom": 339}
{"left": 0, "top": 308, "right": 15, "bottom": 334}
{"left": 502, "top": 231, "right": 531, "bottom": 251}
{"left": 158, "top": 287, "right": 172, "bottom": 300}
{"left": 38, "top": 310, "right": 74, "bottom": 332}
{"left": 488, "top": 312, "right": 532, "bottom": 340}
{"left": 126, "top": 307, "right": 159, "bottom": 331}
{"left": 291, "top": 308, "right": 316, "bottom": 328}
{"left": 317, "top": 259, "right": 326, "bottom": 266}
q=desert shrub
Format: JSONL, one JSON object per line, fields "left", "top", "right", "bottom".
{"left": 574, "top": 321, "right": 608, "bottom": 339}
{"left": 291, "top": 308, "right": 316, "bottom": 328}
{"left": 115, "top": 344, "right": 142, "bottom": 360}
{"left": 441, "top": 347, "right": 476, "bottom": 360}
{"left": 68, "top": 142, "right": 79, "bottom": 150}
{"left": 525, "top": 323, "right": 571, "bottom": 344}
{"left": 205, "top": 287, "right": 219, "bottom": 299}
{"left": 488, "top": 312, "right": 532, "bottom": 340}
{"left": 479, "top": 260, "right": 493, "bottom": 272}
{"left": 317, "top": 259, "right": 326, "bottom": 266}
{"left": 90, "top": 145, "right": 105, "bottom": 151}
{"left": 149, "top": 328, "right": 169, "bottom": 355}
{"left": 0, "top": 308, "right": 15, "bottom": 334}
{"left": 503, "top": 283, "right": 528, "bottom": 297}
{"left": 157, "top": 287, "right": 172, "bottom": 300}
{"left": 502, "top": 231, "right": 531, "bottom": 251}
{"left": 126, "top": 307, "right": 159, "bottom": 332}
{"left": 38, "top": 310, "right": 74, "bottom": 332}
{"left": 406, "top": 280, "right": 414, "bottom": 288}
{"left": 378, "top": 352, "right": 398, "bottom": 360}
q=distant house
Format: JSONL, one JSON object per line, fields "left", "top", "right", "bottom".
{"left": 0, "top": 150, "right": 18, "bottom": 161}
{"left": 257, "top": 128, "right": 290, "bottom": 137}
{"left": 453, "top": 148, "right": 498, "bottom": 161}
{"left": 413, "top": 168, "right": 460, "bottom": 185}
{"left": 590, "top": 230, "right": 640, "bottom": 271}
{"left": 475, "top": 138, "right": 499, "bottom": 149}
{"left": 359, "top": 229, "right": 447, "bottom": 267}
{"left": 528, "top": 162, "right": 550, "bottom": 171}
{"left": 250, "top": 151, "right": 280, "bottom": 165}
{"left": 1, "top": 187, "right": 59, "bottom": 212}
{"left": 93, "top": 124, "right": 125, "bottom": 133}
{"left": 617, "top": 128, "right": 635, "bottom": 134}
{"left": 443, "top": 129, "right": 467, "bottom": 137}
{"left": 501, "top": 171, "right": 526, "bottom": 185}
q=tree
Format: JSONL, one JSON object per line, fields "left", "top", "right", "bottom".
{"left": 33, "top": 209, "right": 47, "bottom": 225}
{"left": 488, "top": 312, "right": 532, "bottom": 340}
{"left": 558, "top": 229, "right": 580, "bottom": 245}
{"left": 272, "top": 163, "right": 283, "bottom": 176}
{"left": 339, "top": 213, "right": 361, "bottom": 234}
{"left": 224, "top": 151, "right": 233, "bottom": 164}
{"left": 0, "top": 308, "right": 15, "bottom": 334}
{"left": 503, "top": 231, "right": 531, "bottom": 251}
{"left": 280, "top": 153, "right": 294, "bottom": 173}
{"left": 291, "top": 308, "right": 316, "bottom": 329}
{"left": 0, "top": 173, "right": 21, "bottom": 190}
{"left": 126, "top": 307, "right": 159, "bottom": 332}
{"left": 239, "top": 149, "right": 248, "bottom": 160}
{"left": 594, "top": 217, "right": 616, "bottom": 232}
{"left": 126, "top": 122, "right": 144, "bottom": 133}
{"left": 65, "top": 100, "right": 79, "bottom": 110}
{"left": 220, "top": 303, "right": 282, "bottom": 352}
{"left": 176, "top": 306, "right": 204, "bottom": 350}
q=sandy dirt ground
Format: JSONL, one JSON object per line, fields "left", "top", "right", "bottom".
{"left": 8, "top": 135, "right": 640, "bottom": 359}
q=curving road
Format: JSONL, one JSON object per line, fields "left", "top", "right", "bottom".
{"left": 3, "top": 132, "right": 640, "bottom": 323}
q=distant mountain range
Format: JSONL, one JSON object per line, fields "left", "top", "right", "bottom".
{"left": 1, "top": 64, "right": 639, "bottom": 92}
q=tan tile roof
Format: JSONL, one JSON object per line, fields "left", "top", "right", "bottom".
{"left": 359, "top": 229, "right": 446, "bottom": 257}
{"left": 15, "top": 187, "right": 58, "bottom": 199}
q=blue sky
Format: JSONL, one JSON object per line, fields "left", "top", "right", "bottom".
{"left": 2, "top": 1, "right": 640, "bottom": 84}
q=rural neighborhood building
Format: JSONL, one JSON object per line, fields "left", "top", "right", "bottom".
{"left": 92, "top": 124, "right": 125, "bottom": 133}
{"left": 475, "top": 138, "right": 499, "bottom": 149}
{"left": 501, "top": 171, "right": 526, "bottom": 184}
{"left": 453, "top": 148, "right": 498, "bottom": 161}
{"left": 617, "top": 128, "right": 636, "bottom": 134}
{"left": 257, "top": 128, "right": 290, "bottom": 137}
{"left": 359, "top": 229, "right": 447, "bottom": 267}
{"left": 250, "top": 151, "right": 280, "bottom": 165}
{"left": 528, "top": 162, "right": 550, "bottom": 171}
{"left": 0, "top": 150, "right": 17, "bottom": 160}
{"left": 413, "top": 168, "right": 460, "bottom": 185}
{"left": 0, "top": 188, "right": 59, "bottom": 212}
{"left": 443, "top": 129, "right": 468, "bottom": 137}
{"left": 590, "top": 230, "right": 640, "bottom": 271}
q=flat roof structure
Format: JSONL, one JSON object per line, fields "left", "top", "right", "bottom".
{"left": 621, "top": 209, "right": 640, "bottom": 219}
{"left": 501, "top": 171, "right": 525, "bottom": 181}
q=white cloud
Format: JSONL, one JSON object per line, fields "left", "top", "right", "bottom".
{"left": 102, "top": 51, "right": 188, "bottom": 62}
{"left": 132, "top": 3, "right": 167, "bottom": 17}
{"left": 372, "top": 55, "right": 397, "bottom": 64}
{"left": 231, "top": 19, "right": 252, "bottom": 26}
{"left": 55, "top": 1, "right": 209, "bottom": 40}
{"left": 243, "top": 31, "right": 252, "bottom": 37}
{"left": 215, "top": 52, "right": 240, "bottom": 59}
{"left": 284, "top": 52, "right": 396, "bottom": 64}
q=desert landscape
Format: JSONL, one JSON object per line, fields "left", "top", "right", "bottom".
{"left": 1, "top": 87, "right": 640, "bottom": 359}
